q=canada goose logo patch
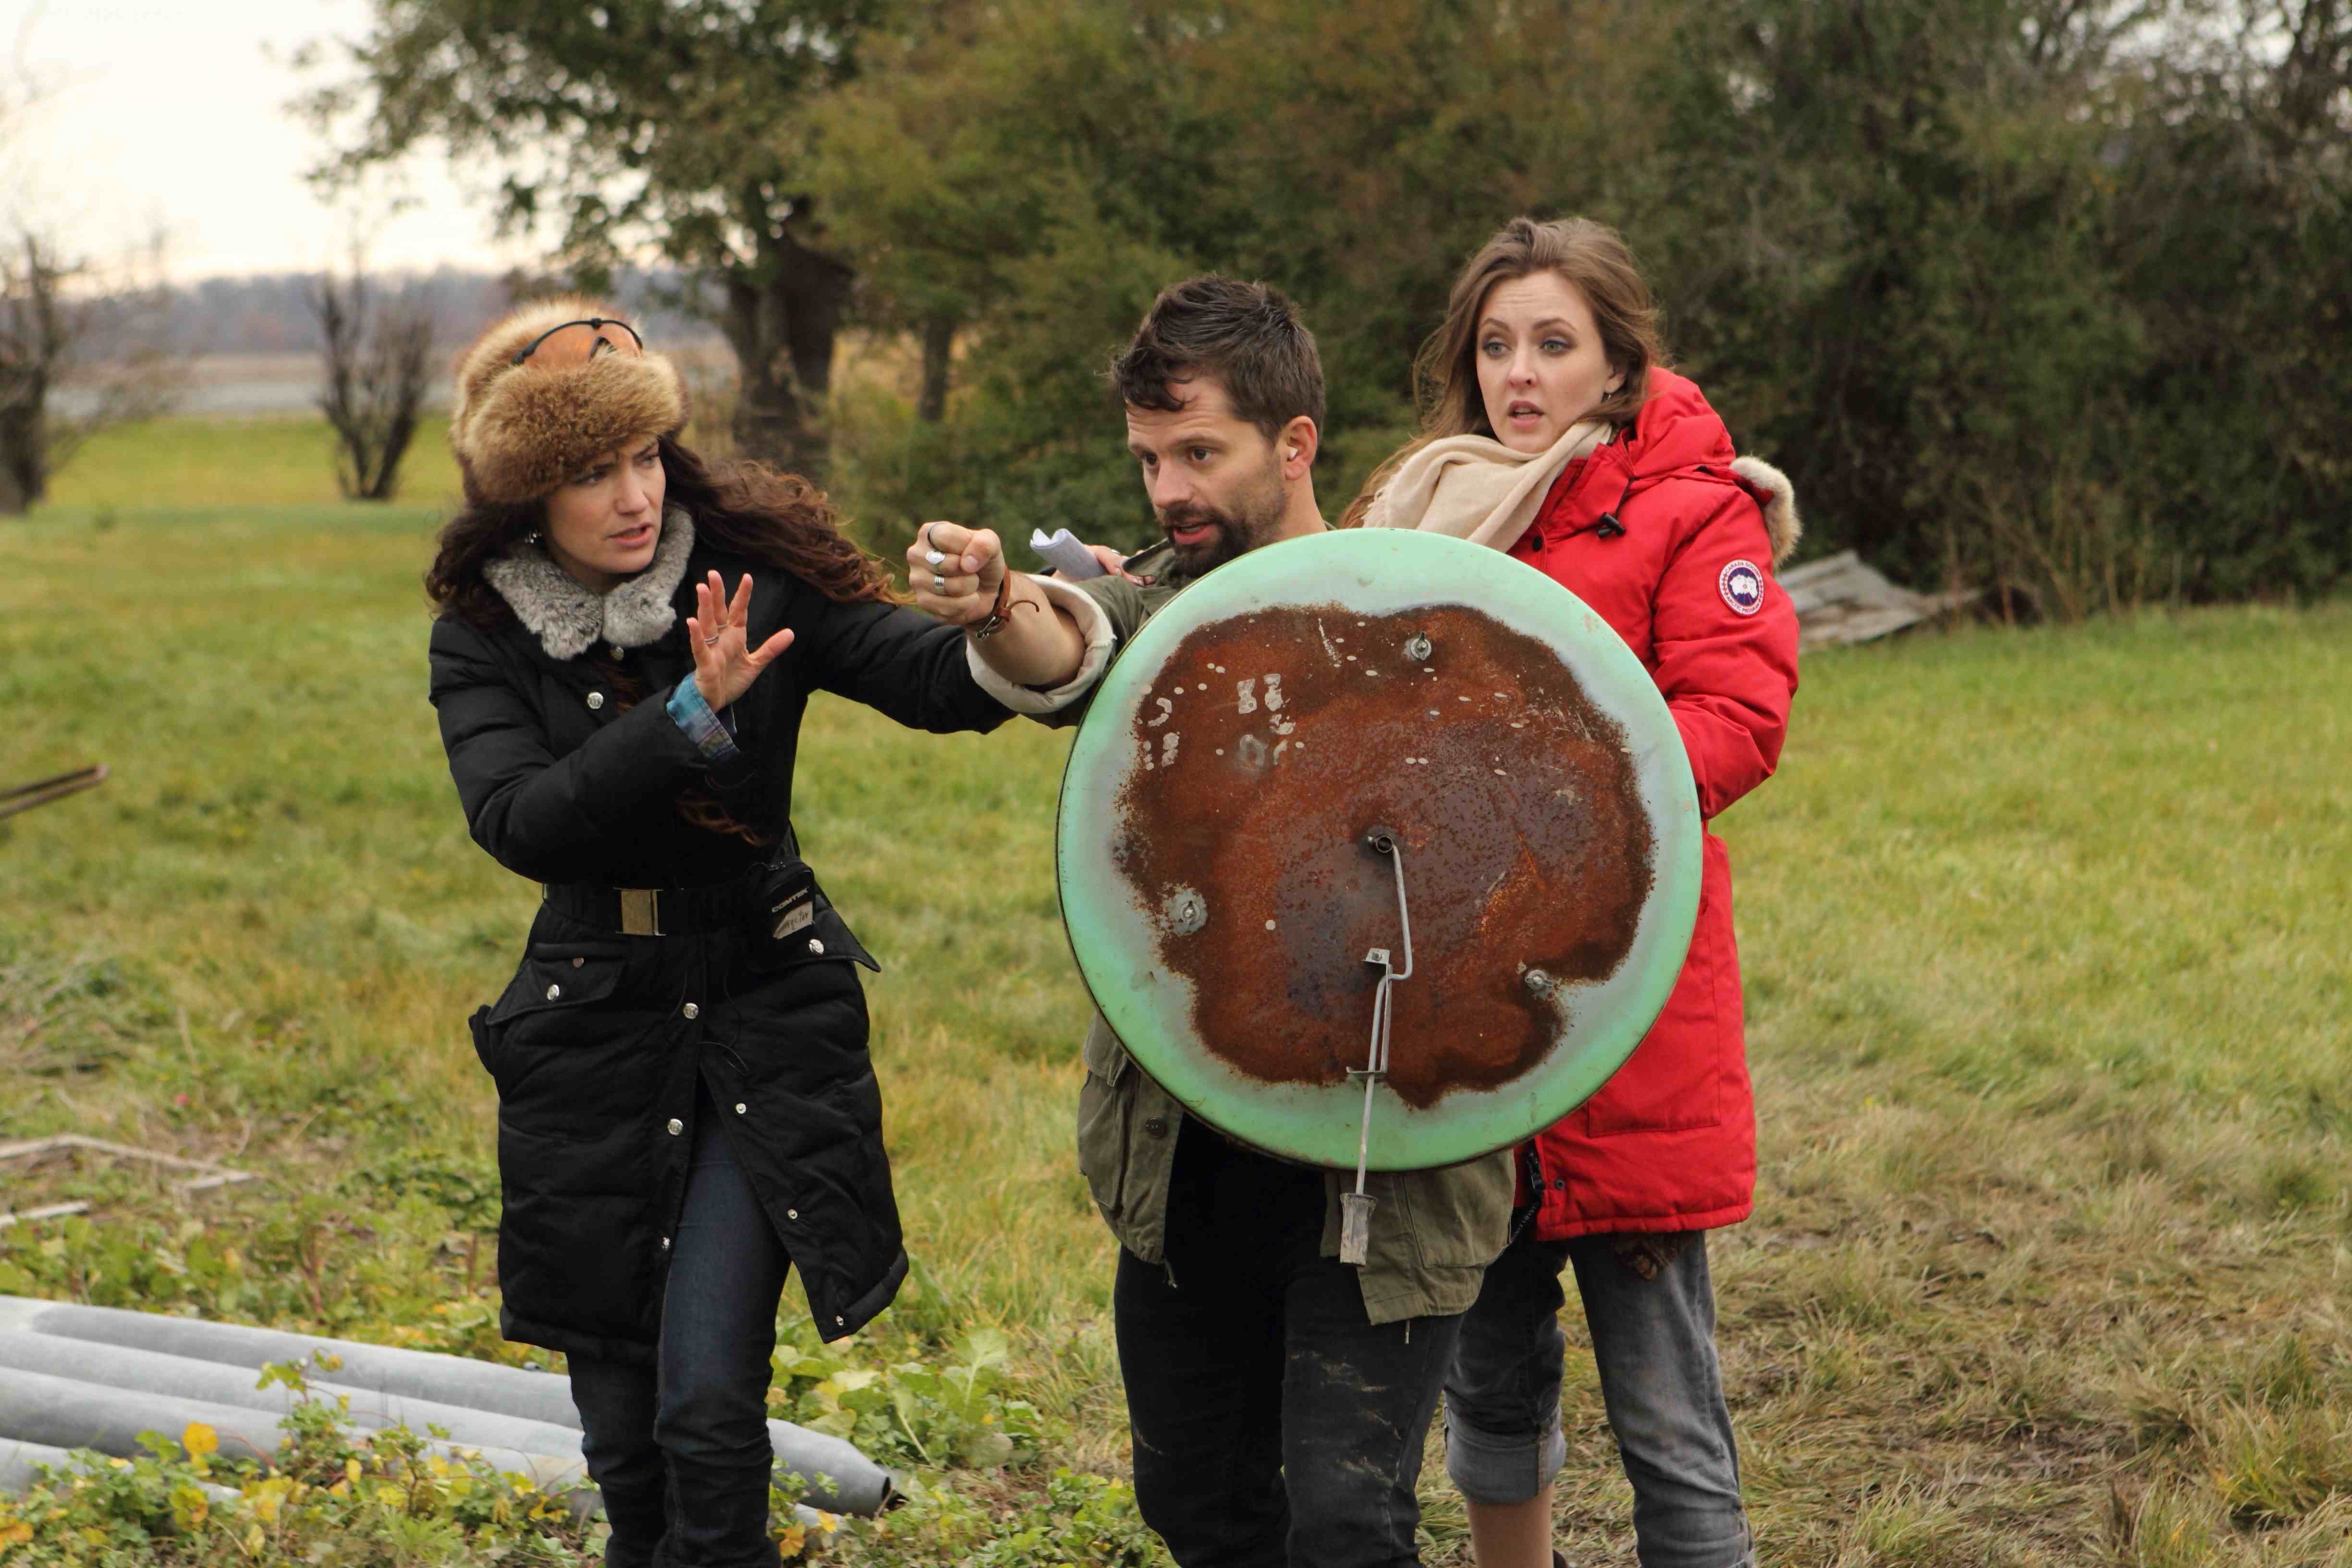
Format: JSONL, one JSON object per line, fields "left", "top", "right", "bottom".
{"left": 1719, "top": 559, "right": 1764, "bottom": 615}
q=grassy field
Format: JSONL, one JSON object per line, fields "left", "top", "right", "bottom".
{"left": 46, "top": 417, "right": 466, "bottom": 512}
{"left": 2, "top": 428, "right": 2350, "bottom": 1565}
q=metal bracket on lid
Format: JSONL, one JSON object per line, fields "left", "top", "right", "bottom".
{"left": 1342, "top": 829, "right": 1414, "bottom": 1266}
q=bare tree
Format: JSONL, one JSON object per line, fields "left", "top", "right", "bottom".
{"left": 313, "top": 260, "right": 432, "bottom": 502}
{"left": 0, "top": 226, "right": 181, "bottom": 515}
{"left": 0, "top": 230, "right": 63, "bottom": 514}
{"left": 0, "top": 60, "right": 182, "bottom": 515}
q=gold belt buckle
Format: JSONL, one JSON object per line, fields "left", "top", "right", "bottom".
{"left": 618, "top": 888, "right": 662, "bottom": 936}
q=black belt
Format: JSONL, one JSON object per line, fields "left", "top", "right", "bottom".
{"left": 542, "top": 877, "right": 753, "bottom": 936}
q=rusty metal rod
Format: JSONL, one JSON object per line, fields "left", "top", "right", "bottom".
{"left": 0, "top": 766, "right": 108, "bottom": 821}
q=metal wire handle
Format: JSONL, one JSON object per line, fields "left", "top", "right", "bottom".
{"left": 1342, "top": 831, "right": 1413, "bottom": 1265}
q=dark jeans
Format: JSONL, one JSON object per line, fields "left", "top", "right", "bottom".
{"left": 1444, "top": 1230, "right": 1750, "bottom": 1568}
{"left": 567, "top": 1086, "right": 790, "bottom": 1568}
{"left": 1115, "top": 1125, "right": 1463, "bottom": 1568}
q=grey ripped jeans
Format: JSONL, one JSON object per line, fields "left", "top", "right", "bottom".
{"left": 1443, "top": 1230, "right": 1752, "bottom": 1568}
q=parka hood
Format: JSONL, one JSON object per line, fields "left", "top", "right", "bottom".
{"left": 1623, "top": 370, "right": 1802, "bottom": 565}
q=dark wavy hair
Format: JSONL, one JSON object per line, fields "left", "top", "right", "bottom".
{"left": 425, "top": 434, "right": 896, "bottom": 626}
{"left": 1108, "top": 275, "right": 1324, "bottom": 439}
{"left": 426, "top": 436, "right": 896, "bottom": 845}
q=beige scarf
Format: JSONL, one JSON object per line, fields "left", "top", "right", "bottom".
{"left": 1360, "top": 420, "right": 1614, "bottom": 549}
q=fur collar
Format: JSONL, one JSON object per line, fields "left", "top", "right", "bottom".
{"left": 485, "top": 508, "right": 696, "bottom": 660}
{"left": 1729, "top": 457, "right": 1802, "bottom": 566}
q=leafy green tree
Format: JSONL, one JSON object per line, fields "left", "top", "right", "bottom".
{"left": 2103, "top": 0, "right": 2352, "bottom": 601}
{"left": 801, "top": 0, "right": 1063, "bottom": 423}
{"left": 1124, "top": 0, "right": 1673, "bottom": 467}
{"left": 810, "top": 0, "right": 1207, "bottom": 551}
{"left": 1631, "top": 0, "right": 2187, "bottom": 610}
{"left": 298, "top": 0, "right": 886, "bottom": 475}
{"left": 827, "top": 0, "right": 1683, "bottom": 551}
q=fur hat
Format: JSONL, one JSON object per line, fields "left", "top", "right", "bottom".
{"left": 448, "top": 297, "right": 688, "bottom": 506}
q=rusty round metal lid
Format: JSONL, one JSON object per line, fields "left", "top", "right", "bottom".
{"left": 1055, "top": 528, "right": 1703, "bottom": 1171}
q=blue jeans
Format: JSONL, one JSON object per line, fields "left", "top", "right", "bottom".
{"left": 566, "top": 1087, "right": 790, "bottom": 1568}
{"left": 1444, "top": 1231, "right": 1751, "bottom": 1568}
{"left": 1114, "top": 1127, "right": 1463, "bottom": 1567}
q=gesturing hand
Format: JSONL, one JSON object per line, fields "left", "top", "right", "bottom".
{"left": 688, "top": 570, "right": 796, "bottom": 710}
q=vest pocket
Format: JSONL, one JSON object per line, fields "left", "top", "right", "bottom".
{"left": 1077, "top": 1019, "right": 1132, "bottom": 1218}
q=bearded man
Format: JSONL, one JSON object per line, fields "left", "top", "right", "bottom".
{"left": 907, "top": 276, "right": 1515, "bottom": 1568}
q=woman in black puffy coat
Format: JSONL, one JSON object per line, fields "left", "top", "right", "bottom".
{"left": 424, "top": 300, "right": 1034, "bottom": 1568}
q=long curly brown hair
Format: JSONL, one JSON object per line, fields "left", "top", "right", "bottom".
{"left": 426, "top": 435, "right": 896, "bottom": 626}
{"left": 426, "top": 437, "right": 898, "bottom": 847}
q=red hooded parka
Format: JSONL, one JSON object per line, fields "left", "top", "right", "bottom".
{"left": 1507, "top": 368, "right": 1801, "bottom": 1238}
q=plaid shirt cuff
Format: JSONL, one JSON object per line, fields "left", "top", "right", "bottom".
{"left": 664, "top": 677, "right": 738, "bottom": 761}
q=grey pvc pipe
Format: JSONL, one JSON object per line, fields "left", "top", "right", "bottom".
{"left": 0, "top": 1438, "right": 80, "bottom": 1494}
{"left": 0, "top": 1382, "right": 828, "bottom": 1532}
{"left": 0, "top": 1297, "right": 889, "bottom": 1514}
{"left": 0, "top": 1297, "right": 580, "bottom": 1423}
{"left": 0, "top": 1330, "right": 588, "bottom": 1461}
{"left": 0, "top": 1364, "right": 592, "bottom": 1492}
{"left": 0, "top": 1436, "right": 237, "bottom": 1504}
{"left": 0, "top": 1409, "right": 830, "bottom": 1540}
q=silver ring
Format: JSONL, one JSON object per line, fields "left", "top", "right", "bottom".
{"left": 702, "top": 634, "right": 723, "bottom": 647}
{"left": 931, "top": 574, "right": 948, "bottom": 594}
{"left": 924, "top": 548, "right": 946, "bottom": 568}
{"left": 920, "top": 522, "right": 938, "bottom": 549}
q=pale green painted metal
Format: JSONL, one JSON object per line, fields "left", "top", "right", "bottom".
{"left": 1055, "top": 530, "right": 1703, "bottom": 1171}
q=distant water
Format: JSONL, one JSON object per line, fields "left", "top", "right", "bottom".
{"left": 50, "top": 354, "right": 453, "bottom": 419}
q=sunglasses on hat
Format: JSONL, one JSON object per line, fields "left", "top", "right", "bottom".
{"left": 510, "top": 317, "right": 646, "bottom": 368}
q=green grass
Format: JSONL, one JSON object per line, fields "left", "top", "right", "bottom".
{"left": 2, "top": 466, "right": 2350, "bottom": 1564}
{"left": 46, "top": 416, "right": 465, "bottom": 511}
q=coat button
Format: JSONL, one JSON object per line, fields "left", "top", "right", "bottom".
{"left": 659, "top": 1237, "right": 671, "bottom": 1251}
{"left": 545, "top": 983, "right": 561, "bottom": 1001}
{"left": 572, "top": 956, "right": 584, "bottom": 968}
{"left": 587, "top": 691, "right": 605, "bottom": 710}
{"left": 734, "top": 1102, "right": 747, "bottom": 1115}
{"left": 807, "top": 938, "right": 825, "bottom": 956}
{"left": 786, "top": 1208, "right": 798, "bottom": 1220}
{"left": 1143, "top": 1117, "right": 1168, "bottom": 1138}
{"left": 682, "top": 1002, "right": 700, "bottom": 1019}
{"left": 610, "top": 643, "right": 625, "bottom": 660}
{"left": 666, "top": 1118, "right": 684, "bottom": 1135}
{"left": 834, "top": 1316, "right": 845, "bottom": 1327}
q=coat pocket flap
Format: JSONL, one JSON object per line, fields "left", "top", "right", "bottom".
{"left": 488, "top": 941, "right": 630, "bottom": 1025}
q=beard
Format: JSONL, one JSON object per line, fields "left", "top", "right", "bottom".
{"left": 1158, "top": 457, "right": 1288, "bottom": 576}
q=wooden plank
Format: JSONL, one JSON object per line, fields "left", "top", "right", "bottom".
{"left": 0, "top": 1138, "right": 257, "bottom": 1231}
{"left": 1781, "top": 551, "right": 1973, "bottom": 647}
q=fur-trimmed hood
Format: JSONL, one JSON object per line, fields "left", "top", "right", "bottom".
{"left": 448, "top": 297, "right": 687, "bottom": 506}
{"left": 1610, "top": 369, "right": 1802, "bottom": 566}
{"left": 483, "top": 508, "right": 696, "bottom": 661}
{"left": 1729, "top": 456, "right": 1801, "bottom": 566}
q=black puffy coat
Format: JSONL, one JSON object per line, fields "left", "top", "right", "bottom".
{"left": 428, "top": 544, "right": 1006, "bottom": 1360}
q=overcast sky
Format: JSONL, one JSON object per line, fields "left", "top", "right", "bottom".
{"left": 4, "top": 0, "right": 529, "bottom": 279}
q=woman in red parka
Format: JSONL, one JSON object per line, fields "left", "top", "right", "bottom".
{"left": 1347, "top": 216, "right": 1799, "bottom": 1568}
